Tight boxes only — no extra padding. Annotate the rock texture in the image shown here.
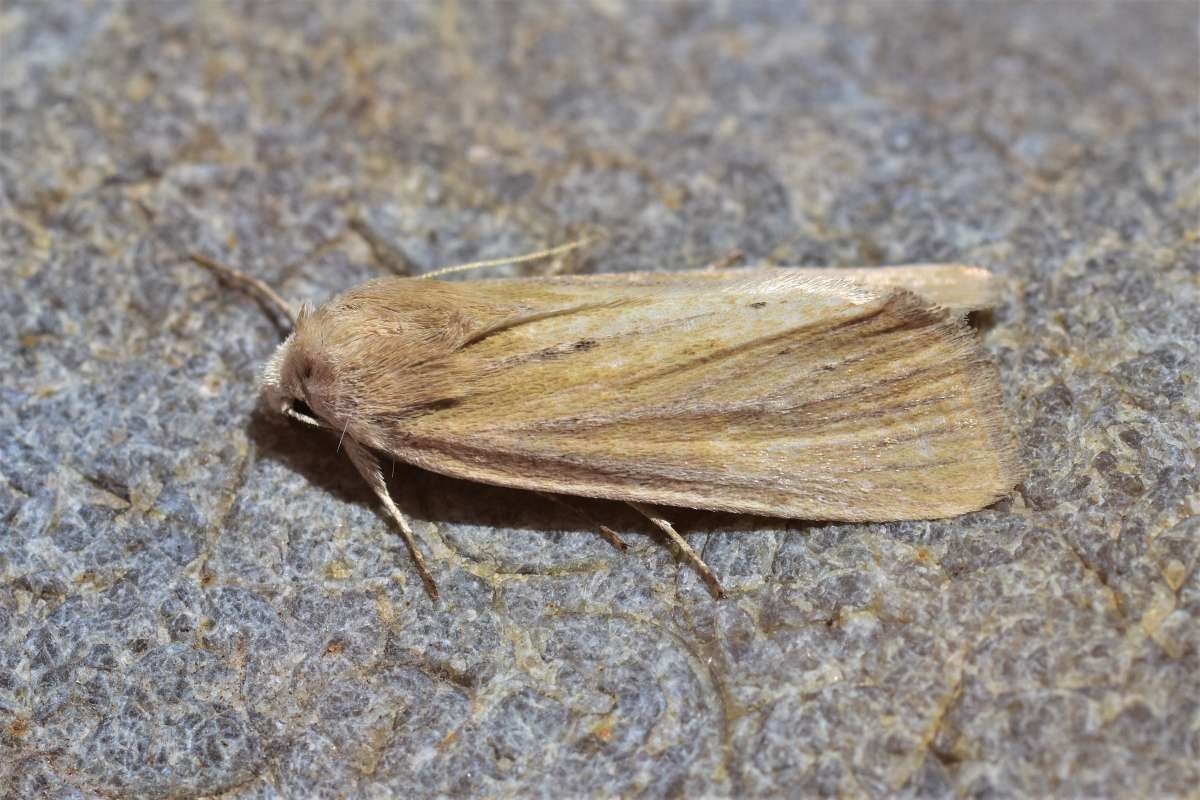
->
[2,1,1197,797]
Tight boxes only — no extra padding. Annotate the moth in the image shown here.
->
[193,250,1021,599]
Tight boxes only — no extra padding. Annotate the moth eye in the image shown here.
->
[292,398,317,419]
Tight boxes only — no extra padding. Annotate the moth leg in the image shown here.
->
[627,502,726,599]
[343,438,439,600]
[534,491,628,551]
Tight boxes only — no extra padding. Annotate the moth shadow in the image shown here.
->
[246,409,634,539]
[247,410,376,507]
[394,464,745,545]
[245,410,807,574]
[246,411,813,587]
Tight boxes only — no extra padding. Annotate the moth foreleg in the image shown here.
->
[627,502,725,599]
[343,438,439,600]
[533,491,628,551]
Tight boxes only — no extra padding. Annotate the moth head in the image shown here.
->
[259,332,326,429]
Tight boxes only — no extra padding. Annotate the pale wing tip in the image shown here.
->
[767,263,1002,312]
[926,263,1002,312]
[863,263,1002,312]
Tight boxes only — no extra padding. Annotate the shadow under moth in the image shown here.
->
[193,249,1021,599]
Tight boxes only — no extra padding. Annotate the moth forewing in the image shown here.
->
[289,273,1019,521]
[234,260,1020,598]
[490,263,1000,315]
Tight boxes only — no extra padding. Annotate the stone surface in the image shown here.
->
[2,1,1197,797]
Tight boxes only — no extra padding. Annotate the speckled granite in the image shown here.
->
[2,1,1197,797]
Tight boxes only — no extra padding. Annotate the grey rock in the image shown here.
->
[2,0,1197,797]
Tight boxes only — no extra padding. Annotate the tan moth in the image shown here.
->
[193,250,1021,598]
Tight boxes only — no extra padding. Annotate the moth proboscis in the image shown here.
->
[191,248,1021,600]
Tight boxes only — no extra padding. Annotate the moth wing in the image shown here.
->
[484,263,999,312]
[369,274,1020,521]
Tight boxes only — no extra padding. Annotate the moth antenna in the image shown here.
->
[348,216,419,275]
[534,491,628,551]
[701,248,746,272]
[420,237,592,280]
[189,253,298,331]
[627,502,725,598]
[343,438,440,600]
